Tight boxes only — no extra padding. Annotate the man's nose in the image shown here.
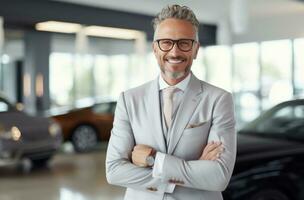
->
[168,43,182,56]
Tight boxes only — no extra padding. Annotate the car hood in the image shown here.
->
[237,133,304,157]
[0,111,51,140]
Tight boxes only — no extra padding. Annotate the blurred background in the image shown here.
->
[1,0,304,200]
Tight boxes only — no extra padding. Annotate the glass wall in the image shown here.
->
[0,30,24,103]
[201,39,300,128]
[49,52,74,107]
[49,33,143,109]
[108,55,129,99]
[232,43,260,126]
[94,55,110,99]
[146,52,160,81]
[48,31,304,128]
[204,46,232,92]
[191,47,206,81]
[260,40,293,110]
[294,38,304,97]
[74,54,94,101]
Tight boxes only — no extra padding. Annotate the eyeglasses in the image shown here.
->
[155,39,196,52]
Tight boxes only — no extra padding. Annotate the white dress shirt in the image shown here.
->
[152,72,191,193]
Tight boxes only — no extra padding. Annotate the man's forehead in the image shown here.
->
[154,19,196,39]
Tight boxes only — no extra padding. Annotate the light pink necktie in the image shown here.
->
[163,87,176,129]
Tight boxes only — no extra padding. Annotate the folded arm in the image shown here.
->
[161,92,236,191]
[132,92,236,192]
[106,93,169,193]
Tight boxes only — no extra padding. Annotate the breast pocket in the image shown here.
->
[175,121,211,160]
[184,120,210,134]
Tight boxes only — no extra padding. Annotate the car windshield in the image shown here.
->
[93,102,116,114]
[0,98,15,112]
[240,101,304,141]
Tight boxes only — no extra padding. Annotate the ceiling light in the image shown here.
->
[35,21,82,33]
[35,21,145,40]
[85,26,144,40]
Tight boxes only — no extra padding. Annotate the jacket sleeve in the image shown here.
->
[106,92,169,194]
[159,92,237,191]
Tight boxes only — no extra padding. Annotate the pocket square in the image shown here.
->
[186,121,207,129]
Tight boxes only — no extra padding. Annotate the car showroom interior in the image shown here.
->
[1,0,304,200]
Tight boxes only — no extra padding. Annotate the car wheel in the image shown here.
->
[32,157,50,168]
[249,189,290,200]
[71,125,98,152]
[19,158,32,173]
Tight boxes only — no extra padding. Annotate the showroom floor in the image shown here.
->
[0,144,125,200]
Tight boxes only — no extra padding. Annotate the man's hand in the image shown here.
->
[199,141,224,161]
[132,144,156,167]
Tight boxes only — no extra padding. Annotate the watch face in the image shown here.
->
[146,156,155,166]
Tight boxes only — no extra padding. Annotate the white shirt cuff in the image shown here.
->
[152,152,175,193]
[152,152,165,178]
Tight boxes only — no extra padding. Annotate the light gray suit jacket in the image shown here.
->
[106,73,237,200]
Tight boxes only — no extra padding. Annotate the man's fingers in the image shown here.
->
[204,148,220,160]
[132,151,147,166]
[200,143,225,160]
[134,144,150,150]
[132,144,156,167]
[208,149,222,160]
[204,141,222,154]
[134,144,153,155]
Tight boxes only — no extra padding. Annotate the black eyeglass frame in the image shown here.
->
[155,39,196,52]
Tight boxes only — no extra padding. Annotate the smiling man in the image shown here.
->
[153,18,198,83]
[106,4,236,200]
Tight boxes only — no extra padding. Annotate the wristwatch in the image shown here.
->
[146,155,155,167]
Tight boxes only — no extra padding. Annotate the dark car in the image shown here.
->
[0,96,62,169]
[223,99,304,200]
[52,101,116,152]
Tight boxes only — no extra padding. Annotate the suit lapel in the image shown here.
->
[147,78,167,153]
[167,74,203,154]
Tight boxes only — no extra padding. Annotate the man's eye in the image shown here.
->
[179,41,191,46]
[180,42,189,46]
[161,41,172,45]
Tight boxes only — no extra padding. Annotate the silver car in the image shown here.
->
[0,96,62,169]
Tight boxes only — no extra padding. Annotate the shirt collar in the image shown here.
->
[159,72,191,92]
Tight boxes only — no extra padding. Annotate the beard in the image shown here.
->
[160,64,191,80]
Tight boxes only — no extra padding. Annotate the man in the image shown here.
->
[106,4,236,200]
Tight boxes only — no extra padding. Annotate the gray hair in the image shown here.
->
[152,4,199,41]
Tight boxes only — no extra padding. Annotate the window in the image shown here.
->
[260,40,293,109]
[94,55,111,98]
[204,46,232,92]
[74,54,94,100]
[93,102,116,114]
[233,43,260,125]
[246,103,304,140]
[146,52,160,81]
[49,52,74,107]
[191,47,206,81]
[294,38,304,97]
[108,55,129,99]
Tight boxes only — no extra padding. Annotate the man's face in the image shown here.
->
[153,18,199,81]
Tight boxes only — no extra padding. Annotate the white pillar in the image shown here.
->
[230,0,249,34]
[134,32,147,85]
[0,16,4,56]
[217,20,232,45]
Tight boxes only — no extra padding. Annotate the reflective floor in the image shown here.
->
[0,144,125,200]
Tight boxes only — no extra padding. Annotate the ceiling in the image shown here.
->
[55,0,304,24]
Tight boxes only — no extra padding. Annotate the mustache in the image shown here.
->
[165,56,186,60]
